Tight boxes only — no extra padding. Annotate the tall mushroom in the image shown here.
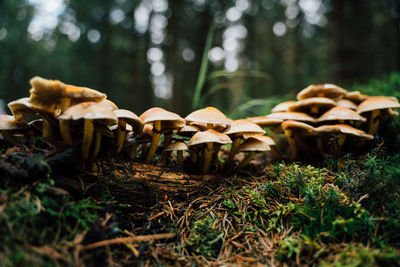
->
[113,109,143,153]
[139,107,185,163]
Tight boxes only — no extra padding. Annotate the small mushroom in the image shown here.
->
[139,107,185,163]
[177,124,203,138]
[58,102,118,162]
[297,84,347,101]
[336,99,357,110]
[288,97,336,116]
[317,106,366,124]
[188,129,232,173]
[271,101,297,113]
[185,106,230,131]
[242,133,281,160]
[344,91,368,104]
[281,120,316,161]
[236,138,270,168]
[0,115,29,145]
[162,141,190,166]
[113,109,143,153]
[357,96,400,135]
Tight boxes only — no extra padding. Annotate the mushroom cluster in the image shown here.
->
[248,84,400,160]
[1,77,276,173]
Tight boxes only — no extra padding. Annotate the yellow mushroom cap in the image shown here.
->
[185,106,230,128]
[58,102,118,125]
[29,76,106,110]
[140,107,185,131]
[114,109,144,133]
[224,119,266,136]
[242,133,276,146]
[266,112,316,123]
[356,96,400,114]
[336,99,357,110]
[246,116,283,127]
[318,106,366,122]
[281,120,316,133]
[297,84,347,100]
[164,141,189,152]
[271,101,297,113]
[344,91,368,104]
[8,97,59,120]
[177,124,202,137]
[237,138,270,153]
[0,115,29,130]
[188,129,232,146]
[288,97,336,113]
[99,99,118,110]
[316,124,373,140]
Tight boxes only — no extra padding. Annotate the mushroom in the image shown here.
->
[281,120,316,161]
[99,99,119,111]
[317,106,367,124]
[336,99,357,110]
[246,116,284,128]
[315,124,373,157]
[162,141,190,167]
[271,101,297,113]
[188,129,232,173]
[236,138,270,168]
[242,133,281,160]
[58,102,118,162]
[185,106,230,131]
[224,119,265,164]
[0,115,29,145]
[288,97,336,116]
[297,84,347,101]
[7,97,59,141]
[265,112,316,123]
[344,91,368,104]
[177,124,203,138]
[356,96,400,135]
[113,109,143,153]
[139,107,185,163]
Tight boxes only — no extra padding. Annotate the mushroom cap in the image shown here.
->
[58,102,118,125]
[266,112,316,123]
[164,141,189,152]
[237,138,270,153]
[114,109,144,133]
[185,106,230,128]
[177,124,202,137]
[288,97,336,113]
[188,129,232,146]
[29,76,106,110]
[297,84,347,100]
[99,99,118,110]
[246,116,283,127]
[8,97,59,120]
[224,119,266,136]
[316,124,373,140]
[271,101,297,113]
[242,133,276,146]
[281,120,316,133]
[336,99,357,110]
[357,96,400,114]
[140,107,185,131]
[344,91,368,104]
[318,106,366,122]
[0,115,29,130]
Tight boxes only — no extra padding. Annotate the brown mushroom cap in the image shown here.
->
[164,141,189,152]
[266,112,316,123]
[114,109,144,133]
[344,91,368,104]
[281,120,316,133]
[140,107,185,131]
[297,84,347,100]
[8,97,59,120]
[357,96,400,114]
[58,102,118,125]
[224,119,266,136]
[237,138,270,153]
[0,115,29,130]
[242,133,276,146]
[177,124,202,137]
[316,124,373,139]
[336,99,357,110]
[271,101,297,113]
[318,106,366,123]
[288,97,336,113]
[29,76,106,110]
[185,106,230,128]
[188,129,232,146]
[246,116,284,127]
[99,99,118,110]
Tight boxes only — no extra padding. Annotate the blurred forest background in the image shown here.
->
[0,0,400,117]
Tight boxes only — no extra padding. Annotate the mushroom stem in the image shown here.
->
[129,143,138,160]
[59,120,73,145]
[159,132,173,164]
[145,121,161,163]
[310,106,319,115]
[206,123,213,129]
[177,151,183,166]
[82,119,94,162]
[92,131,102,160]
[238,151,256,168]
[227,137,242,163]
[335,134,346,156]
[116,120,126,153]
[60,97,71,113]
[368,110,380,135]
[41,116,53,141]
[284,129,297,161]
[202,142,213,173]
[1,130,18,145]
[141,143,149,159]
[212,143,222,171]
